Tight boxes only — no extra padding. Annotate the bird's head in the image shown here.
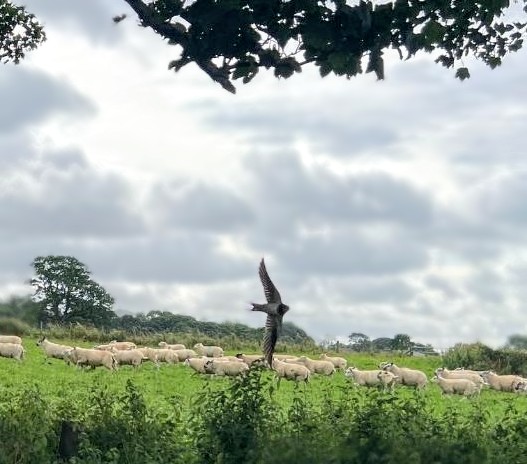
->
[280,304,290,314]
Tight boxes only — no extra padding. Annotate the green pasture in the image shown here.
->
[2,337,526,421]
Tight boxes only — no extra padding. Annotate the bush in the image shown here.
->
[0,317,31,336]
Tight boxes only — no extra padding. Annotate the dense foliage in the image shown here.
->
[122,0,527,92]
[0,0,44,64]
[2,359,527,464]
[444,342,527,375]
[30,256,117,326]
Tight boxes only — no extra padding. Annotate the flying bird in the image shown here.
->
[251,258,289,366]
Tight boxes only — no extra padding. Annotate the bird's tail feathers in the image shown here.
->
[250,303,266,312]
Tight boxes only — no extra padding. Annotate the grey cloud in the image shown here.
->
[23,0,125,44]
[85,234,253,284]
[0,149,145,239]
[424,275,462,299]
[0,67,95,135]
[196,99,399,156]
[149,181,254,233]
[243,151,433,227]
[275,229,428,277]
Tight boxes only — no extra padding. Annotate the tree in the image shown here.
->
[392,333,412,351]
[5,2,527,93]
[29,256,116,326]
[371,336,394,352]
[506,334,527,350]
[348,332,372,352]
[1,1,45,64]
[119,0,527,93]
[0,295,40,325]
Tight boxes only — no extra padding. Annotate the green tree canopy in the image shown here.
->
[392,333,412,351]
[30,256,116,326]
[506,334,527,350]
[0,1,45,64]
[121,0,527,93]
[4,1,527,92]
[348,331,372,351]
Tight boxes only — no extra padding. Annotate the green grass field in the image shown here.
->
[2,337,526,418]
[3,338,527,462]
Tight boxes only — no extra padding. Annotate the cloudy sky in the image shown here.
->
[3,1,527,350]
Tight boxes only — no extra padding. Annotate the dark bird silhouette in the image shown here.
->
[251,258,289,366]
[112,14,127,23]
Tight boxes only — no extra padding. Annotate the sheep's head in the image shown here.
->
[36,335,46,346]
[381,362,394,370]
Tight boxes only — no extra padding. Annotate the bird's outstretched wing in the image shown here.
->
[259,258,282,303]
[263,314,281,366]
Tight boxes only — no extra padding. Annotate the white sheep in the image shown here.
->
[108,340,137,350]
[345,367,384,387]
[184,357,211,374]
[67,347,116,371]
[235,353,266,366]
[273,354,297,360]
[152,349,179,364]
[0,335,22,345]
[320,353,347,370]
[296,356,335,375]
[432,374,479,396]
[381,362,427,389]
[214,355,245,363]
[158,342,186,350]
[172,349,198,361]
[272,358,310,384]
[110,348,146,368]
[93,344,114,351]
[193,343,224,357]
[36,336,73,362]
[0,342,25,361]
[203,359,249,376]
[435,367,485,390]
[480,371,524,392]
[377,370,399,390]
[136,347,159,364]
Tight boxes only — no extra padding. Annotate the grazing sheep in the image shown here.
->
[236,353,266,366]
[0,335,22,345]
[194,343,224,357]
[36,336,73,362]
[136,347,159,364]
[110,348,146,368]
[93,344,114,351]
[296,356,335,375]
[152,349,179,364]
[272,358,310,384]
[109,340,137,351]
[432,374,479,396]
[377,370,399,390]
[481,371,524,392]
[203,359,249,377]
[215,355,245,363]
[435,367,485,390]
[158,342,186,350]
[320,353,347,370]
[273,354,296,360]
[184,357,211,374]
[0,342,24,361]
[172,349,198,361]
[381,362,427,389]
[67,347,116,371]
[345,367,384,387]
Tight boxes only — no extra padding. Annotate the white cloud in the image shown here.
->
[3,2,527,350]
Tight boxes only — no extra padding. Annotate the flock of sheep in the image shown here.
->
[346,362,527,396]
[1,334,527,397]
